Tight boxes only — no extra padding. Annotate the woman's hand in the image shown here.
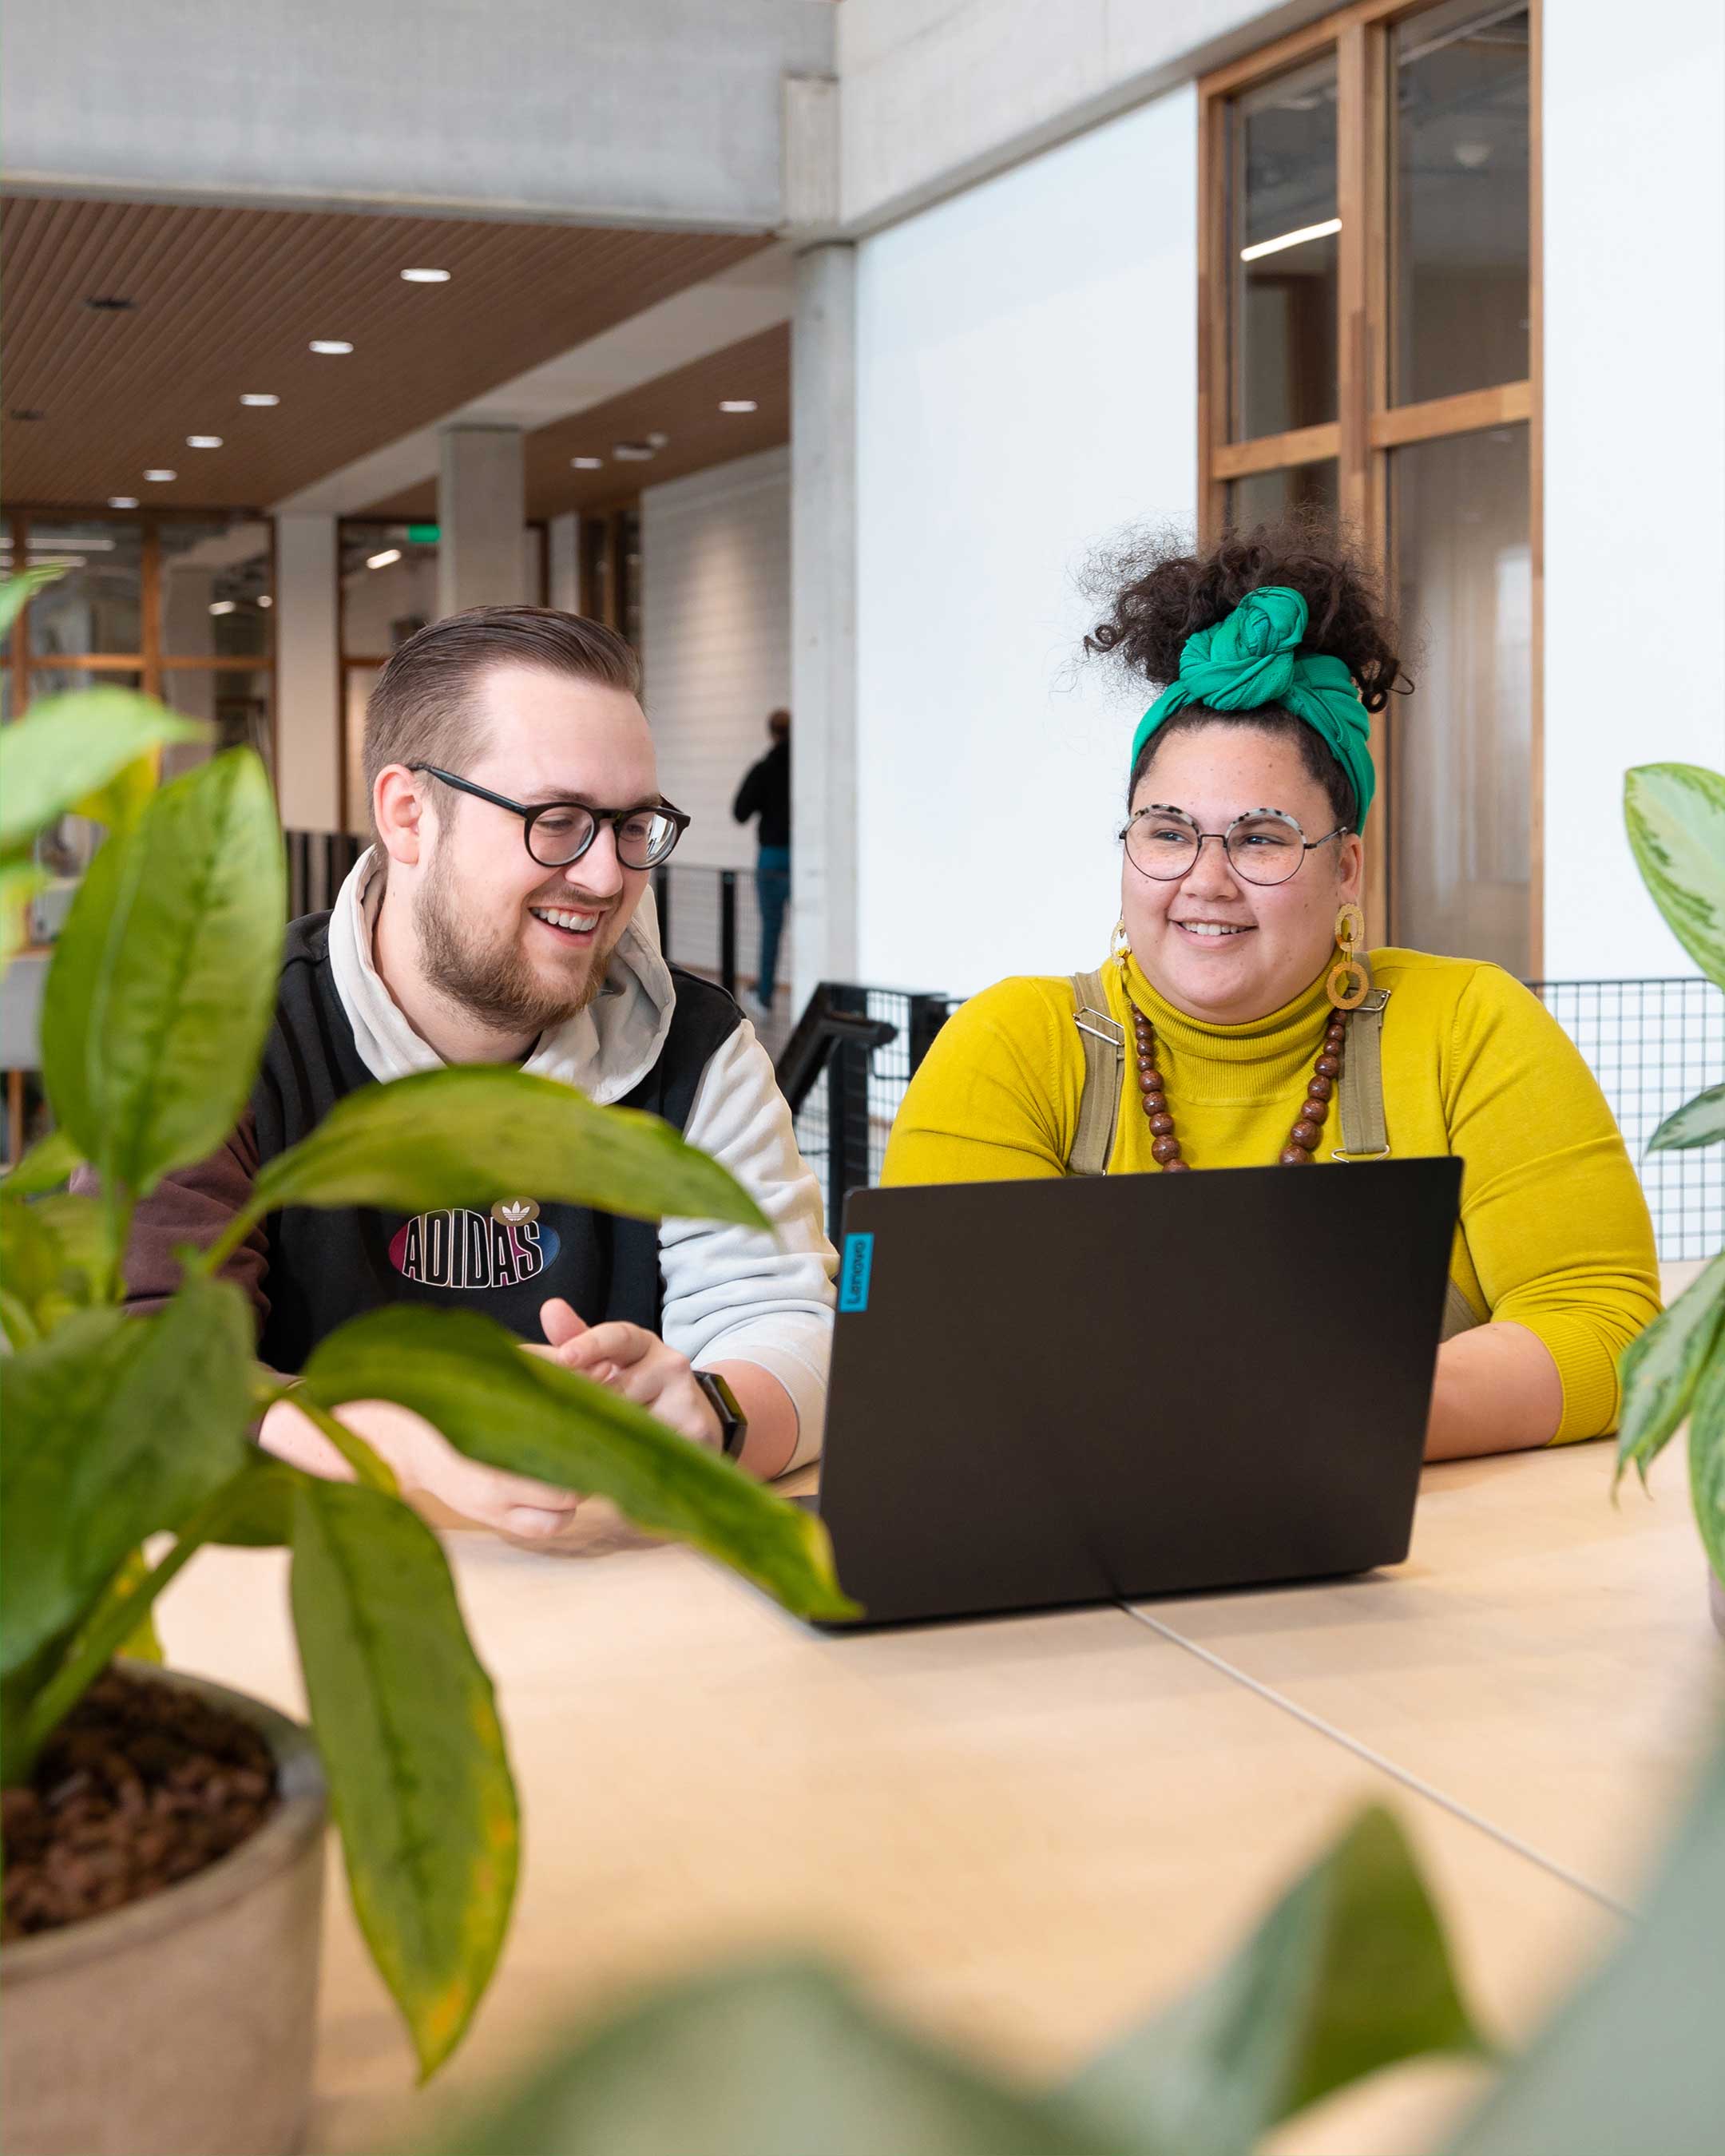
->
[533,1297,723,1450]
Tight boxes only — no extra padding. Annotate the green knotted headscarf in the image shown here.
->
[1128,585,1375,829]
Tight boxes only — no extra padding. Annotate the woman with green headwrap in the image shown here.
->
[883,522,1659,1460]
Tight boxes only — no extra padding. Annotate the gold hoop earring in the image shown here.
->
[1326,902,1370,1011]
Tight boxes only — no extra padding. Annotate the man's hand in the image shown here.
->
[533,1297,723,1450]
[258,1394,585,1542]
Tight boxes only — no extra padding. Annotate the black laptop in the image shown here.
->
[803,1157,1462,1627]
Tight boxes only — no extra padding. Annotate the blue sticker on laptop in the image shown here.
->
[839,1232,874,1312]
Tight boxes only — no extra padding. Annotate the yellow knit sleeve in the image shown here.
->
[1442,965,1661,1443]
[882,978,1080,1187]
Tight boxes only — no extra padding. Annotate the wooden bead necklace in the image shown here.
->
[1130,1004,1346,1171]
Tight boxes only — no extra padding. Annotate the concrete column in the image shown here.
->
[437,426,528,619]
[548,511,581,612]
[789,242,858,1006]
[272,513,340,834]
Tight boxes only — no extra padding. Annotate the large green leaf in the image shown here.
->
[1624,764,1725,990]
[426,1960,1125,2156]
[290,1476,518,2079]
[1650,1081,1725,1154]
[1065,1805,1486,2156]
[0,858,46,968]
[2,1124,84,1195]
[1687,1342,1725,1587]
[0,687,204,853]
[1441,1724,1725,2156]
[39,748,284,1196]
[296,1305,854,1622]
[1615,1254,1725,1486]
[0,1276,254,1690]
[212,1065,766,1264]
[0,1191,105,1342]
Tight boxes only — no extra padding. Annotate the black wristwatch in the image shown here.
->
[693,1369,748,1460]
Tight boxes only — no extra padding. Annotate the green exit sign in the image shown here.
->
[406,523,440,545]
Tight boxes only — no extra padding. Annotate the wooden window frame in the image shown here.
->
[2,505,277,718]
[1198,0,1542,969]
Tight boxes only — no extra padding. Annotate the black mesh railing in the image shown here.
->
[1532,979,1724,1263]
[653,862,792,1005]
[783,976,1723,1264]
[286,830,364,919]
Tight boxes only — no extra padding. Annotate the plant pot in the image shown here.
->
[1,1666,327,2156]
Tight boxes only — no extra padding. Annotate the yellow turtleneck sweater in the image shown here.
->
[881,949,1660,1444]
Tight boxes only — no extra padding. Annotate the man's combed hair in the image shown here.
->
[361,604,640,861]
[1084,511,1408,823]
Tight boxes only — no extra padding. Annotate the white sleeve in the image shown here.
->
[659,1019,837,1472]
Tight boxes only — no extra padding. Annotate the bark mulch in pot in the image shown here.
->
[2,1669,280,1941]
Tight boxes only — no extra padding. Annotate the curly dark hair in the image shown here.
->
[1085,512,1407,825]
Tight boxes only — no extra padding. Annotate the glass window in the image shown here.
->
[340,525,437,658]
[343,664,386,836]
[11,521,144,657]
[22,668,143,886]
[1390,425,1531,975]
[163,668,272,781]
[1225,460,1340,529]
[1391,2,1530,405]
[160,519,272,660]
[1228,54,1339,439]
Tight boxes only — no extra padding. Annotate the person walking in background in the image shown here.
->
[732,707,791,1014]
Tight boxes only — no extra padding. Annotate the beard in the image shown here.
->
[413,847,614,1040]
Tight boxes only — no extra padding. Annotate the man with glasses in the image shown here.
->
[110,606,835,1540]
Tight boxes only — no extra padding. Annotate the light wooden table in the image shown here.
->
[156,1411,1720,2156]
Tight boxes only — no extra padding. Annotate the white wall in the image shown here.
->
[839,0,1324,230]
[640,447,791,872]
[854,89,1199,995]
[1543,0,1725,979]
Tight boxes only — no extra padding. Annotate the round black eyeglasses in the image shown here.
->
[1121,805,1350,888]
[411,767,691,870]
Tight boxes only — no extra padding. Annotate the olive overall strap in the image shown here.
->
[1338,985,1482,1341]
[1068,969,1124,1178]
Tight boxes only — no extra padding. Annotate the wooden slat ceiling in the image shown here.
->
[362,320,791,522]
[0,194,767,510]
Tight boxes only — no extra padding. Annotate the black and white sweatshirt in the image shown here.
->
[100,850,837,1469]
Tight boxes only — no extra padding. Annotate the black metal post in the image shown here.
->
[907,993,951,1076]
[653,865,671,960]
[825,985,872,1243]
[719,870,738,1000]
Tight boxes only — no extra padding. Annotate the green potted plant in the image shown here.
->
[1615,763,1725,1635]
[0,577,851,2156]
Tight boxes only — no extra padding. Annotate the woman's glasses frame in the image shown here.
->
[1120,803,1351,888]
[410,765,692,870]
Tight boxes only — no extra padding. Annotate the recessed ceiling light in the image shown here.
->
[109,496,140,509]
[401,268,451,283]
[10,408,46,422]
[187,434,224,449]
[257,594,273,608]
[645,431,670,450]
[310,339,354,355]
[570,456,605,470]
[240,392,280,406]
[367,548,402,570]
[143,469,176,482]
[209,600,239,616]
[85,295,137,313]
[613,442,655,462]
[718,399,758,414]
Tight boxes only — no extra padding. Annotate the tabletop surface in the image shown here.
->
[158,1415,1723,2156]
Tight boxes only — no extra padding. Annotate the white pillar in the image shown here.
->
[437,426,528,618]
[790,243,858,1006]
[272,513,339,834]
[548,511,581,612]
